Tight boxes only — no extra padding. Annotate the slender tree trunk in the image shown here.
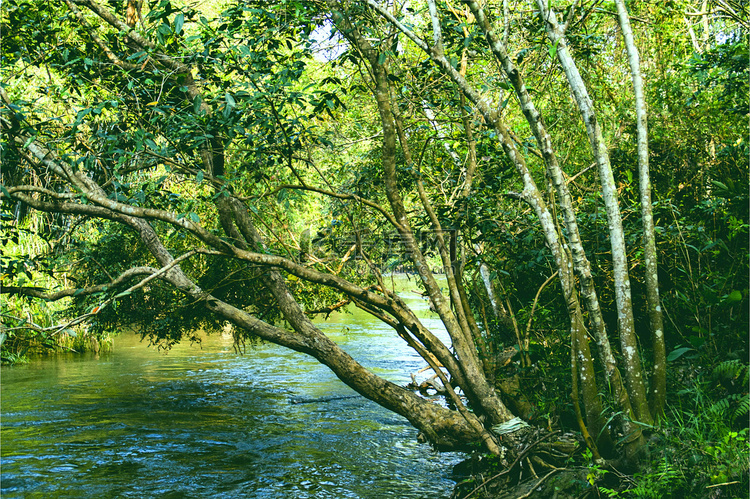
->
[614,0,666,420]
[459,0,642,455]
[461,0,625,402]
[330,4,514,427]
[536,1,653,427]
[570,287,615,456]
[361,2,645,456]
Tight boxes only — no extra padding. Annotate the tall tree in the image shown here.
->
[613,0,666,420]
[3,0,743,468]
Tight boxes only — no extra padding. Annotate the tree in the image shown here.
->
[1,0,745,468]
[2,0,511,453]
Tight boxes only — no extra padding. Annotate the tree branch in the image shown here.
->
[271,184,401,229]
[63,0,140,70]
[1,266,157,301]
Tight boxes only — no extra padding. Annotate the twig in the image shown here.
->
[567,161,597,183]
[516,467,562,499]
[706,481,740,488]
[524,270,558,355]
[269,184,400,229]
[462,431,561,499]
[304,298,351,318]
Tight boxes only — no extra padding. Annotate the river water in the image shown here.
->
[1,281,463,498]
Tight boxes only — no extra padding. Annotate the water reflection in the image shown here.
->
[1,283,461,498]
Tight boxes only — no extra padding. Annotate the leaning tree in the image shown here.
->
[5,0,719,465]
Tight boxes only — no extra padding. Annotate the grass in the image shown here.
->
[1,225,114,364]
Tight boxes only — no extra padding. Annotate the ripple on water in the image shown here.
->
[1,282,462,498]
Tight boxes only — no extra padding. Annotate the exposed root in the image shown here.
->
[455,430,564,499]
[451,427,593,499]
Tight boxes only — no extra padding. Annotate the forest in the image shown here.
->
[1,0,748,496]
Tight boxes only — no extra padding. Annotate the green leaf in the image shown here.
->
[377,52,386,65]
[725,290,743,303]
[188,212,200,223]
[225,92,236,109]
[174,13,184,34]
[499,96,511,110]
[549,39,560,60]
[196,170,204,183]
[73,108,91,127]
[711,180,728,191]
[667,346,694,362]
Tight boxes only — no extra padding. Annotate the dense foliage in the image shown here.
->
[2,0,747,495]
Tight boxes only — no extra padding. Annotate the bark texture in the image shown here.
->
[614,0,666,420]
[536,1,653,430]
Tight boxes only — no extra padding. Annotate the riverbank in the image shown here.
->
[1,325,113,365]
[447,361,750,499]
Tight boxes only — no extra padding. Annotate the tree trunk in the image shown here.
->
[537,1,653,428]
[614,0,666,420]
[330,4,515,428]
[462,0,612,362]
[360,1,646,459]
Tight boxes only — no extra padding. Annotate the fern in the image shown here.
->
[622,458,685,498]
[711,397,731,415]
[735,395,750,420]
[713,359,748,382]
[712,360,750,423]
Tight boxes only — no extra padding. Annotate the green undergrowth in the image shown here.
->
[451,358,749,499]
[595,360,749,498]
[1,298,114,365]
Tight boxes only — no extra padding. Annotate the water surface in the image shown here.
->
[1,282,462,498]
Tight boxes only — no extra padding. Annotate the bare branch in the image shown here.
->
[4,190,129,223]
[272,184,401,229]
[3,186,77,200]
[2,266,159,301]
[426,0,445,55]
[63,0,139,70]
[561,0,581,34]
[363,0,430,53]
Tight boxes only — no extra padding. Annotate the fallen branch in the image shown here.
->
[706,481,740,488]
[516,467,562,499]
[461,430,561,499]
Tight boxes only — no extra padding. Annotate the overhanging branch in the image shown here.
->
[2,266,160,301]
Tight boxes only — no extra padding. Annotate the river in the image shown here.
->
[1,279,463,498]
